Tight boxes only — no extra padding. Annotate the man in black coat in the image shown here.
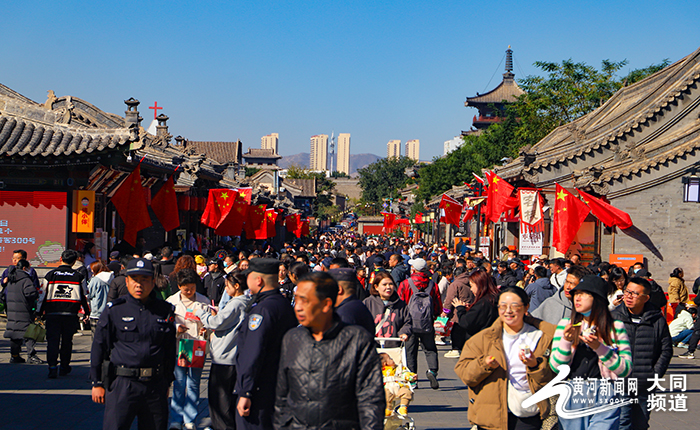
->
[329,268,375,334]
[612,277,672,430]
[107,255,132,302]
[274,272,384,429]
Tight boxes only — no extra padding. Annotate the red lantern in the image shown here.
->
[178,195,190,211]
[199,197,207,212]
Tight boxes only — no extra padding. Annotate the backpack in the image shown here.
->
[407,278,434,333]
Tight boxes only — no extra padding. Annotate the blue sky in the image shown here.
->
[2,1,698,161]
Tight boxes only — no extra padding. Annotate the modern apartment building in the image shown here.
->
[387,140,401,158]
[261,133,279,154]
[336,133,351,175]
[310,134,328,171]
[405,139,420,161]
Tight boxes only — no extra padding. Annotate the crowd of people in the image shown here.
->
[1,229,698,430]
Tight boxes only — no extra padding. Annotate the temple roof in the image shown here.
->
[495,45,700,191]
[0,84,135,157]
[465,75,525,106]
[243,147,282,160]
[186,140,242,164]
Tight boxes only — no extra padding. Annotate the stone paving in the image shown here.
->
[1,319,699,429]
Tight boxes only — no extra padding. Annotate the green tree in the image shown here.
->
[330,171,350,178]
[357,156,416,205]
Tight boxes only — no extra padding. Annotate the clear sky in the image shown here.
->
[2,1,698,161]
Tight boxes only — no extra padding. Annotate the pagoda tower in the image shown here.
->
[464,47,525,133]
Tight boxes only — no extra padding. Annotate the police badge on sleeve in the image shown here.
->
[248,314,263,331]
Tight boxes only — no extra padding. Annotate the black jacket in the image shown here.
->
[495,270,518,288]
[2,267,38,340]
[612,302,673,389]
[157,257,176,278]
[455,296,498,337]
[40,264,89,316]
[390,262,410,286]
[336,296,375,335]
[107,274,128,303]
[204,271,225,304]
[274,318,384,429]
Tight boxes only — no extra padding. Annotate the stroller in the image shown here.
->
[376,337,416,430]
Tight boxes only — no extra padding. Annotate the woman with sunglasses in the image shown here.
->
[455,286,556,429]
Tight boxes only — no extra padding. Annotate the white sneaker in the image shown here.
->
[183,424,196,430]
[444,350,461,358]
[435,337,447,346]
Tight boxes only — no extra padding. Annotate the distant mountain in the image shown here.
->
[350,153,382,174]
[279,153,310,169]
[279,153,382,175]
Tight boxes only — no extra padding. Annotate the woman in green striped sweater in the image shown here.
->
[549,275,632,430]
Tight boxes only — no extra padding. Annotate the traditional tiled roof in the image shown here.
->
[495,45,700,190]
[243,147,282,159]
[284,178,316,198]
[0,85,135,157]
[465,75,525,106]
[186,140,242,164]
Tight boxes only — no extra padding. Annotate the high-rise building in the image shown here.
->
[387,140,401,158]
[261,133,279,154]
[336,133,351,175]
[444,136,463,155]
[310,134,328,171]
[405,139,420,161]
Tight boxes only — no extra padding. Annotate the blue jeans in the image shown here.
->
[619,391,650,430]
[170,365,203,425]
[673,329,693,344]
[558,381,621,430]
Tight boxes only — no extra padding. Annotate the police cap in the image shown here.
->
[328,268,357,283]
[247,257,280,275]
[125,258,154,277]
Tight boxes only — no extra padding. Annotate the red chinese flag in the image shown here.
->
[237,187,253,204]
[439,194,462,226]
[553,184,591,253]
[151,175,180,232]
[487,173,519,223]
[576,189,633,230]
[300,219,310,237]
[382,212,396,230]
[265,209,279,238]
[414,213,424,224]
[201,189,238,229]
[111,165,152,246]
[462,200,476,223]
[285,213,300,234]
[244,204,268,239]
[215,193,249,237]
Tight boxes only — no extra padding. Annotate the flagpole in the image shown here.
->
[475,181,482,254]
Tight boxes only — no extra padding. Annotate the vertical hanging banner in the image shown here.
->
[519,189,544,233]
[72,190,95,233]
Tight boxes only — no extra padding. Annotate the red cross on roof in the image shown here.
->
[149,101,163,120]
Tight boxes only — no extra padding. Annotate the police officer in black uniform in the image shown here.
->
[235,258,298,430]
[90,258,176,430]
